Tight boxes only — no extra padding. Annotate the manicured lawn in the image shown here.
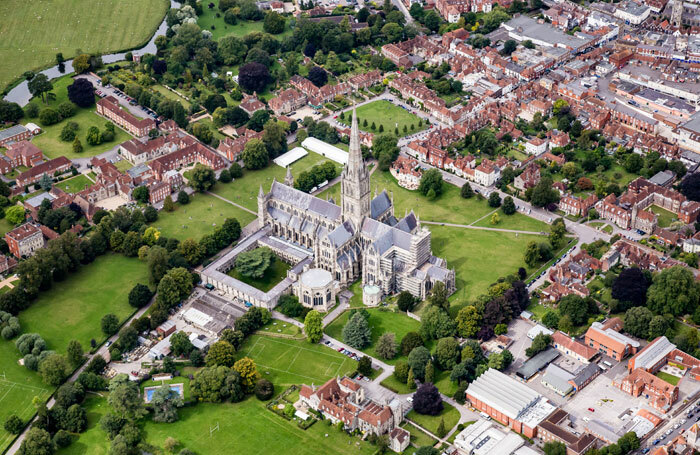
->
[150,192,256,241]
[212,151,339,212]
[429,225,543,312]
[197,0,292,40]
[0,217,17,237]
[4,166,28,180]
[238,335,357,386]
[324,309,425,365]
[380,374,414,394]
[150,84,191,109]
[473,209,548,232]
[0,0,168,91]
[406,402,460,437]
[258,319,301,337]
[347,280,366,308]
[647,205,677,228]
[656,371,681,386]
[432,368,459,397]
[0,341,53,453]
[18,254,149,353]
[114,159,133,172]
[55,174,93,193]
[354,100,427,136]
[26,76,131,159]
[58,392,110,455]
[227,254,291,292]
[400,422,437,448]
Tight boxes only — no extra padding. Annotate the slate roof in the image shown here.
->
[270,180,341,221]
[370,191,391,219]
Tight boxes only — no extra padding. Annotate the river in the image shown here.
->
[4,0,182,106]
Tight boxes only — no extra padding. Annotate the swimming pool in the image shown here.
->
[143,383,184,403]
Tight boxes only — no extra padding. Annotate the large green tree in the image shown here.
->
[342,312,372,349]
[304,310,323,343]
[189,164,216,192]
[647,266,700,316]
[235,247,274,279]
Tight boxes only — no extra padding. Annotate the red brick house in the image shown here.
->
[97,96,156,137]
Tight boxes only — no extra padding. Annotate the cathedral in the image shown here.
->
[256,110,455,300]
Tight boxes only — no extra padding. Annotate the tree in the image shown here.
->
[435,337,459,369]
[461,182,473,199]
[543,441,567,455]
[407,367,416,389]
[394,359,410,383]
[163,196,175,212]
[66,339,84,368]
[5,205,25,226]
[101,313,120,336]
[343,312,372,349]
[502,196,516,215]
[190,164,216,192]
[308,66,328,87]
[132,186,149,204]
[420,306,456,340]
[28,74,53,104]
[236,247,274,279]
[397,291,415,312]
[611,267,649,310]
[418,169,443,198]
[263,11,285,33]
[242,138,269,170]
[376,333,397,360]
[304,310,323,343]
[412,382,443,415]
[456,305,481,338]
[488,192,501,208]
[255,378,274,400]
[525,333,552,357]
[156,267,193,309]
[647,266,700,316]
[558,295,595,326]
[501,39,518,55]
[170,331,194,357]
[425,360,435,383]
[357,355,372,376]
[408,346,431,381]
[401,332,423,356]
[178,238,205,266]
[67,78,95,107]
[108,378,146,420]
[17,427,54,455]
[524,241,540,267]
[86,126,101,145]
[423,10,441,31]
[624,306,653,339]
[4,415,24,434]
[238,62,270,92]
[39,353,69,386]
[625,154,644,174]
[233,356,260,392]
[542,311,559,329]
[206,340,236,367]
[151,384,184,423]
[177,190,189,205]
[530,178,560,207]
[72,137,83,154]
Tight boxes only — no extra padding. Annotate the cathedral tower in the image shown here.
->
[341,109,371,227]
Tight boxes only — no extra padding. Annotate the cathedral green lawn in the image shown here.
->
[18,254,149,353]
[406,402,460,437]
[61,395,377,455]
[354,100,427,135]
[227,254,290,292]
[239,335,358,386]
[0,0,168,91]
[55,174,93,194]
[211,151,340,212]
[324,308,428,365]
[150,192,256,241]
[0,341,52,454]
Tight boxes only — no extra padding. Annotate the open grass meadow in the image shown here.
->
[0,0,169,92]
[238,335,357,386]
[25,76,131,159]
[0,340,53,453]
[150,192,256,241]
[62,395,377,455]
[197,0,292,40]
[18,254,149,353]
[55,174,93,193]
[324,308,427,365]
[212,151,340,212]
[354,100,427,135]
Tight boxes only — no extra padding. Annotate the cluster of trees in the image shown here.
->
[0,310,21,339]
[235,247,275,279]
[418,169,443,200]
[240,120,289,170]
[294,161,337,193]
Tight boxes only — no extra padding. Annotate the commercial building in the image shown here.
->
[584,318,640,361]
[453,419,539,455]
[537,410,599,455]
[552,331,598,364]
[516,348,560,381]
[465,368,556,438]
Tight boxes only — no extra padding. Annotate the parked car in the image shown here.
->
[588,408,595,412]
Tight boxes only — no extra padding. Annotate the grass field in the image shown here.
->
[150,84,191,109]
[473,208,548,232]
[656,371,681,386]
[113,159,133,173]
[0,341,53,453]
[227,254,290,292]
[647,205,677,228]
[0,218,17,238]
[380,374,414,394]
[354,100,426,136]
[18,254,149,353]
[26,76,131,159]
[197,0,292,40]
[324,309,426,365]
[399,422,437,448]
[406,402,460,437]
[55,174,93,193]
[239,335,357,386]
[258,319,301,337]
[151,192,256,241]
[212,151,340,212]
[62,394,377,454]
[0,0,169,92]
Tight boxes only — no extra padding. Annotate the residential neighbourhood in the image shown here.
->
[2,0,700,454]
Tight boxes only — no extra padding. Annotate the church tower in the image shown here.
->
[341,109,371,228]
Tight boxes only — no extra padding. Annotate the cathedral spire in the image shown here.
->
[284,166,294,186]
[348,108,363,175]
[340,108,371,227]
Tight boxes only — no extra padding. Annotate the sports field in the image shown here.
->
[354,100,427,135]
[0,0,169,91]
[239,335,357,386]
[55,174,93,193]
[151,192,256,241]
[18,254,149,353]
[0,340,52,453]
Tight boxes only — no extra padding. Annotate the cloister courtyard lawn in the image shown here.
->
[324,308,430,365]
[211,151,340,212]
[26,75,131,159]
[239,335,357,387]
[18,254,149,353]
[55,174,93,193]
[647,204,677,228]
[227,254,290,292]
[61,395,377,455]
[354,100,427,135]
[150,192,256,241]
[0,0,168,91]
[0,341,52,453]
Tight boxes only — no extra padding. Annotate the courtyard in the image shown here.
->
[226,253,291,293]
[55,174,93,194]
[354,100,427,135]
